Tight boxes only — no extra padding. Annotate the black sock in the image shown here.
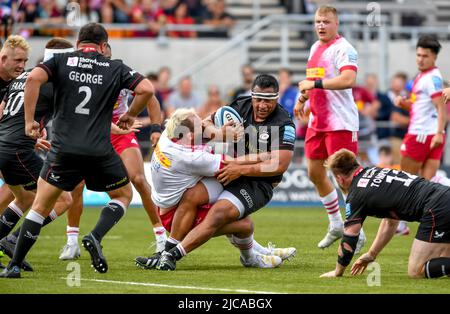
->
[91,202,125,242]
[164,240,177,252]
[168,246,184,261]
[10,218,43,268]
[0,206,22,240]
[8,212,55,244]
[425,257,450,278]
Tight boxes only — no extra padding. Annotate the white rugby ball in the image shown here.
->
[214,106,243,127]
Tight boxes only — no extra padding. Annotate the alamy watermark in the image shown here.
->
[66,261,81,287]
[366,262,381,287]
[366,2,382,27]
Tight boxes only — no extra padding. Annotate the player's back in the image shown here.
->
[150,132,220,209]
[348,167,449,222]
[38,49,142,156]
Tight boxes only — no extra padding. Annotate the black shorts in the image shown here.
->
[0,150,42,190]
[218,177,273,218]
[40,150,129,192]
[416,205,450,243]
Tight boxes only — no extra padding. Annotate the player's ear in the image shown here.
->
[99,42,108,54]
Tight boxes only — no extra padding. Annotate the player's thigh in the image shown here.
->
[218,178,273,219]
[304,128,328,160]
[198,177,223,204]
[40,152,84,192]
[1,151,41,191]
[400,156,422,175]
[83,151,130,193]
[120,146,145,181]
[421,158,440,180]
[325,130,358,157]
[408,239,446,278]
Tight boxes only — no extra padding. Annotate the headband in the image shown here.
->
[251,92,279,100]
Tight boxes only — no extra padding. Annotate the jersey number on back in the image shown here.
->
[75,86,91,115]
[3,92,24,116]
[386,170,417,187]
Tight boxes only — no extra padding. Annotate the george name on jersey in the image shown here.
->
[69,71,103,84]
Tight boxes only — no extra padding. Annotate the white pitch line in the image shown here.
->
[61,277,285,294]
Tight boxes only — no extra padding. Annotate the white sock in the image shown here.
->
[227,235,270,255]
[153,226,167,238]
[252,240,270,255]
[232,234,255,260]
[431,175,450,187]
[67,226,79,246]
[320,190,343,228]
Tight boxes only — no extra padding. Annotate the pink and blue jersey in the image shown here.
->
[408,67,443,135]
[306,36,359,132]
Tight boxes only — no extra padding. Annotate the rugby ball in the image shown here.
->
[214,106,243,127]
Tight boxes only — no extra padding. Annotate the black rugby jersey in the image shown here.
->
[345,167,450,226]
[38,48,144,156]
[0,70,53,153]
[213,96,296,183]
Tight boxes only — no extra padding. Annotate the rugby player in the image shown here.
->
[155,74,296,271]
[135,108,295,269]
[58,43,167,260]
[394,36,446,235]
[321,149,450,279]
[294,5,365,250]
[0,37,74,272]
[0,23,154,278]
[0,35,35,214]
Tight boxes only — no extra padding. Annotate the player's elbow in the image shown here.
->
[344,75,356,88]
[135,79,155,97]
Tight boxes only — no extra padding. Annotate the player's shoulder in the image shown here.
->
[429,67,443,79]
[271,104,294,126]
[334,37,357,53]
[229,95,252,113]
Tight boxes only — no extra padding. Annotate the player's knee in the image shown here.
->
[407,264,425,279]
[131,173,149,191]
[60,192,73,210]
[308,168,326,185]
[180,188,203,207]
[240,217,254,234]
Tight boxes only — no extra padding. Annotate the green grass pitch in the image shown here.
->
[1,206,449,294]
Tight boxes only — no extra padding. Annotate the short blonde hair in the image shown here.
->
[165,108,196,139]
[1,35,31,54]
[316,5,338,19]
[325,149,360,176]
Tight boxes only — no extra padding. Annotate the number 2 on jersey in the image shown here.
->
[75,86,91,115]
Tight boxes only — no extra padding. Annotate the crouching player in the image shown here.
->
[321,149,450,279]
[135,108,295,269]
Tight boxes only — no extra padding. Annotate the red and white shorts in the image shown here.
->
[305,128,358,160]
[401,133,445,162]
[159,204,212,232]
[110,132,140,155]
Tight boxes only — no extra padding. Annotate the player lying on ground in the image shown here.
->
[154,74,296,271]
[0,23,155,279]
[320,149,450,279]
[58,43,167,261]
[0,37,74,271]
[134,108,295,269]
